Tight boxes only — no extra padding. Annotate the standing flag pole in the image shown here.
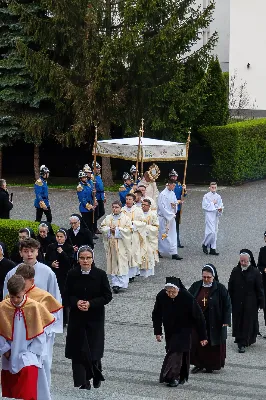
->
[92,125,98,224]
[140,118,145,178]
[136,121,142,183]
[180,130,191,222]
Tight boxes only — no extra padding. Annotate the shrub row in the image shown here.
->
[0,219,59,253]
[199,119,266,184]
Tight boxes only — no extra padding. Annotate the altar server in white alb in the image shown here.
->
[100,201,132,294]
[158,180,182,260]
[3,238,62,311]
[140,199,159,277]
[121,193,147,280]
[202,182,224,256]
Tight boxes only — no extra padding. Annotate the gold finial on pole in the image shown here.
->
[140,118,144,178]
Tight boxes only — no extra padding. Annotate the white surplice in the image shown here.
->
[0,306,52,400]
[158,188,178,256]
[202,191,224,249]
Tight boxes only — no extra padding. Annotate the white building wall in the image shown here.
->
[192,0,230,72]
[229,0,266,111]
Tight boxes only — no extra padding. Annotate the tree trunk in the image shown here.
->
[0,148,2,179]
[34,145,40,180]
[98,121,114,187]
[101,156,114,187]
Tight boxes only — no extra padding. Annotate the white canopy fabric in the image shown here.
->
[96,137,187,161]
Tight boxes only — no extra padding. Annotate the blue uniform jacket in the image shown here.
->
[95,175,105,201]
[119,184,133,206]
[77,181,93,213]
[34,177,50,208]
[174,183,187,212]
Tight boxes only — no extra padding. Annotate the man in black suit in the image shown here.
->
[0,179,13,219]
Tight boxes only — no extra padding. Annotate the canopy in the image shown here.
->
[96,137,187,161]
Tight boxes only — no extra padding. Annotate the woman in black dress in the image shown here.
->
[189,264,231,373]
[65,245,112,390]
[37,222,56,255]
[45,228,74,324]
[0,244,15,301]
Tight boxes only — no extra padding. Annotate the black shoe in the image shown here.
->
[79,382,91,390]
[172,254,183,260]
[202,244,208,254]
[238,346,245,353]
[158,252,163,258]
[179,378,186,385]
[112,286,120,294]
[93,235,99,240]
[191,366,203,374]
[167,379,179,387]
[93,379,101,388]
[204,369,214,373]
[209,248,219,256]
[129,277,135,283]
[178,245,184,248]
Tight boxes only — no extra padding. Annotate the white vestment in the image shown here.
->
[121,205,147,278]
[158,188,178,256]
[141,195,157,211]
[202,191,224,249]
[140,210,159,277]
[100,213,132,288]
[0,308,52,400]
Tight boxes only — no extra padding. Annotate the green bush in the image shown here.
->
[0,220,59,253]
[199,119,266,184]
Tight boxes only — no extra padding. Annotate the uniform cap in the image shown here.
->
[123,172,131,181]
[40,165,50,175]
[169,169,178,177]
[78,170,87,179]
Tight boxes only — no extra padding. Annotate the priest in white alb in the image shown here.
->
[121,193,147,280]
[140,199,159,277]
[202,182,224,256]
[100,201,132,294]
[158,180,183,260]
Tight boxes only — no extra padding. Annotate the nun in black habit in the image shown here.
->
[228,250,264,353]
[189,264,231,373]
[152,277,207,387]
[37,222,56,255]
[65,246,112,390]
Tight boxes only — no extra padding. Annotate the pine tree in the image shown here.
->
[198,56,229,127]
[0,0,56,177]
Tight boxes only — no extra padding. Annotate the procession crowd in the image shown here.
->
[0,162,265,398]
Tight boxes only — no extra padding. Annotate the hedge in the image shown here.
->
[199,119,266,184]
[0,220,59,253]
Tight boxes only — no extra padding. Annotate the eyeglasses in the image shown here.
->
[79,256,93,260]
[70,222,79,225]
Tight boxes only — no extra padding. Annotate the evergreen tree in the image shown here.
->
[198,56,229,127]
[0,0,56,177]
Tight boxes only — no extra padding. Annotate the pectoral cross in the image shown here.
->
[202,297,207,307]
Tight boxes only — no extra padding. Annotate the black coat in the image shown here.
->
[0,241,9,259]
[258,246,266,292]
[65,266,112,361]
[188,280,231,346]
[228,265,265,340]
[45,242,74,294]
[67,227,94,250]
[0,188,13,219]
[10,242,44,265]
[0,257,16,301]
[152,288,207,352]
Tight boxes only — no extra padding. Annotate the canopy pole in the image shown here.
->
[136,122,142,183]
[140,118,144,178]
[180,130,191,223]
[92,125,98,224]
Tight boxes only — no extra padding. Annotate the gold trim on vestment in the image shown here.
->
[0,297,55,341]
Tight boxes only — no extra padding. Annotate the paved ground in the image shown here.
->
[6,181,266,399]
